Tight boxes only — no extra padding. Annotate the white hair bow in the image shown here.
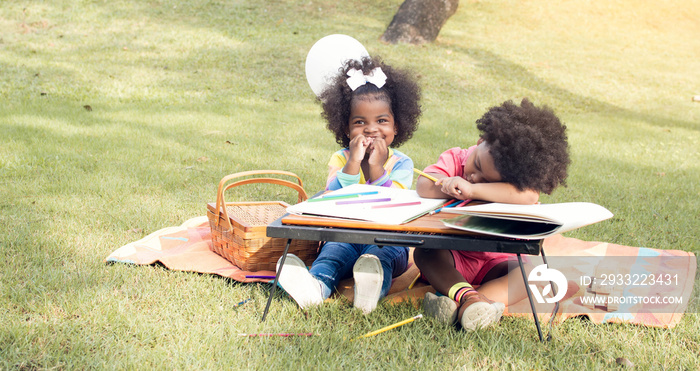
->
[346,67,387,91]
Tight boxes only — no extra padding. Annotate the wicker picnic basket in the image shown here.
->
[206,170,318,272]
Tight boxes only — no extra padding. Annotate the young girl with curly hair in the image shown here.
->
[277,56,422,313]
[415,98,571,330]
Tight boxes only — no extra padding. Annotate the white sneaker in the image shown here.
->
[423,292,504,328]
[423,292,459,324]
[458,291,505,331]
[276,254,323,309]
[353,254,383,314]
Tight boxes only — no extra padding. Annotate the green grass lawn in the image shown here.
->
[2,0,699,369]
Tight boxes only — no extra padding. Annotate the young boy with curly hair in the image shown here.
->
[414,98,570,330]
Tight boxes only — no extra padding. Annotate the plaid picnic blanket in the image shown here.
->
[107,216,696,328]
[106,216,417,295]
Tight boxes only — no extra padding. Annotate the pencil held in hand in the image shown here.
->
[413,168,438,183]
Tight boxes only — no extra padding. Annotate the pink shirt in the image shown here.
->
[423,146,476,178]
[422,145,517,282]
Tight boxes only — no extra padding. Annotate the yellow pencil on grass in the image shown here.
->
[353,314,423,340]
[407,272,421,290]
[413,168,438,183]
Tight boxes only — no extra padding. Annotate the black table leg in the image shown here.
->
[540,249,558,341]
[261,238,292,322]
[518,253,545,342]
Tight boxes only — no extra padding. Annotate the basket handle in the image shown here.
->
[214,170,310,231]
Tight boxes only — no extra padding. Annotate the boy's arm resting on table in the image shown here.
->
[468,182,539,205]
[416,173,451,198]
[416,173,539,205]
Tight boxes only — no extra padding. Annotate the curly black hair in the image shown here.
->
[318,56,421,148]
[476,98,570,194]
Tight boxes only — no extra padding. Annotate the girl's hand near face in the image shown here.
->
[367,137,389,183]
[367,137,388,167]
[343,134,371,176]
[347,134,370,163]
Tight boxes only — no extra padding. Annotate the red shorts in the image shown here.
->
[450,250,517,285]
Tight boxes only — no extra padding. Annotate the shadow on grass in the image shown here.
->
[428,45,698,133]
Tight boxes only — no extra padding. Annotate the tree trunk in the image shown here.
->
[381,0,459,44]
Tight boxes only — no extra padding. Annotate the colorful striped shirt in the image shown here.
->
[325,148,414,191]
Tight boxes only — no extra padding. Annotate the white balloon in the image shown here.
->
[305,34,370,97]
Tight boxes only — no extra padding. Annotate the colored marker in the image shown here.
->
[336,197,391,205]
[245,275,276,279]
[233,298,253,308]
[324,191,379,198]
[430,199,460,215]
[413,168,438,183]
[307,194,359,202]
[453,199,472,208]
[353,314,423,340]
[371,201,422,209]
[307,191,380,202]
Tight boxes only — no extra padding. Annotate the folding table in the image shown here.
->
[261,211,554,341]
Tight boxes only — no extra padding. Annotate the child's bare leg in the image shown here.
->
[478,262,580,307]
[477,262,528,305]
[413,248,464,295]
[414,249,519,302]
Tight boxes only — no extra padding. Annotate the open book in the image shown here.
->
[286,184,448,225]
[442,202,613,240]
